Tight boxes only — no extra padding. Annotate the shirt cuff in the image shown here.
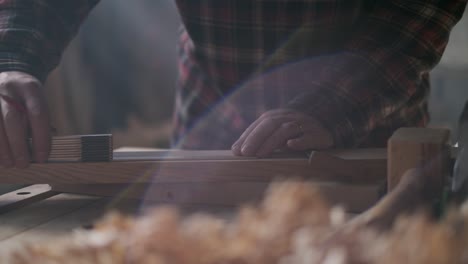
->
[0,52,48,83]
[286,52,397,147]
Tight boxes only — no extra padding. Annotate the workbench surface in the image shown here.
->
[0,184,236,256]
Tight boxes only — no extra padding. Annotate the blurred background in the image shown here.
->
[430,8,468,136]
[45,0,180,149]
[44,0,468,148]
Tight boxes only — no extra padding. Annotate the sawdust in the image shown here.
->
[5,182,468,264]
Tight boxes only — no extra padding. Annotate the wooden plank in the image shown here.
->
[112,148,386,161]
[0,185,58,214]
[387,127,450,199]
[0,149,386,185]
[52,181,381,213]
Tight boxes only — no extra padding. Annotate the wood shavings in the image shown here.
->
[5,181,468,264]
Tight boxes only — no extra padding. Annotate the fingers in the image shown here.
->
[232,110,295,155]
[255,122,302,157]
[287,128,333,150]
[238,118,279,156]
[0,109,13,167]
[1,92,30,168]
[233,113,291,156]
[0,71,51,167]
[231,117,265,155]
[232,109,334,157]
[22,84,51,163]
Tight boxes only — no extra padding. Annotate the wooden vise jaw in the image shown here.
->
[387,127,451,200]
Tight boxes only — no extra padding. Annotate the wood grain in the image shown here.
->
[0,149,386,185]
[112,148,386,161]
[52,181,382,213]
[387,127,450,199]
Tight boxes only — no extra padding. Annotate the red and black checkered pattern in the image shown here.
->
[0,0,466,149]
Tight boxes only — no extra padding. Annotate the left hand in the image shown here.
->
[231,109,333,157]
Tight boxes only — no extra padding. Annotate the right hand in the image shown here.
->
[0,71,51,168]
[231,108,334,157]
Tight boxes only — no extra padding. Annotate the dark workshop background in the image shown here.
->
[44,0,468,148]
[45,0,179,148]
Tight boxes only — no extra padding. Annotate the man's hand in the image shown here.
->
[0,71,51,168]
[231,109,333,157]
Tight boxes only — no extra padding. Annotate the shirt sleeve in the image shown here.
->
[0,0,100,83]
[287,0,467,147]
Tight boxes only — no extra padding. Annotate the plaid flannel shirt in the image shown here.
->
[0,1,466,149]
